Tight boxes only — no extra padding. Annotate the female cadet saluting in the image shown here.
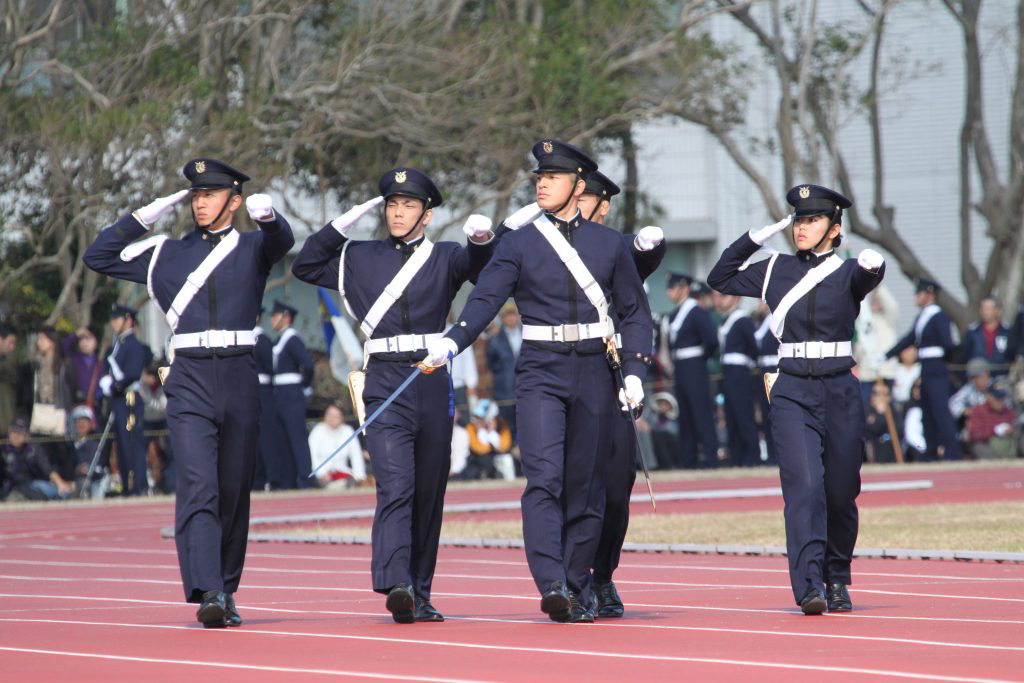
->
[708,185,885,615]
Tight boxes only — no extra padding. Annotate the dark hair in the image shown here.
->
[0,322,14,338]
[36,326,63,374]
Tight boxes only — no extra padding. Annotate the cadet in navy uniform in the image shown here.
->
[886,279,961,460]
[754,304,781,464]
[251,309,276,491]
[708,184,885,614]
[664,273,720,469]
[714,291,760,466]
[576,169,665,619]
[291,167,495,623]
[98,304,147,495]
[84,158,294,627]
[423,141,653,623]
[269,300,316,488]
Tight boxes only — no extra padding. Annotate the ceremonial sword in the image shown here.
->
[309,361,436,479]
[80,410,115,499]
[607,341,657,511]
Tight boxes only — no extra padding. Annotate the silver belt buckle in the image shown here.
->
[562,325,580,343]
[805,341,823,359]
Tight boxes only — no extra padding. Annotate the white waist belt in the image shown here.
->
[721,352,756,367]
[672,346,703,360]
[364,333,443,355]
[172,329,256,350]
[917,346,945,359]
[778,340,853,359]
[273,372,304,385]
[257,373,271,385]
[522,321,614,343]
[759,355,779,367]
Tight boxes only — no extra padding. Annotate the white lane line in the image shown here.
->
[4,574,1024,606]
[17,543,1023,583]
[0,619,1015,683]
[5,593,1024,628]
[0,646,492,683]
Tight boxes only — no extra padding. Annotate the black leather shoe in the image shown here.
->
[386,582,415,624]
[569,591,595,623]
[540,580,571,623]
[595,580,624,618]
[414,596,444,622]
[224,593,242,627]
[799,587,827,615]
[196,590,227,628]
[826,583,853,612]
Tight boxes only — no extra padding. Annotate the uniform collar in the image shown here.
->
[388,233,426,254]
[543,210,583,232]
[200,224,234,243]
[797,247,834,265]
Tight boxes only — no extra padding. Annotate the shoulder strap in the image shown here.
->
[532,215,610,331]
[360,238,434,338]
[272,328,297,370]
[337,240,357,320]
[768,254,844,338]
[669,298,697,342]
[165,230,240,331]
[762,252,780,303]
[719,309,748,343]
[915,304,940,343]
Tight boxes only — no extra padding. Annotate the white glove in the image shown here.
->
[503,202,542,230]
[99,375,113,397]
[331,196,384,236]
[748,213,794,246]
[245,193,275,222]
[618,375,644,411]
[134,189,190,228]
[462,214,494,241]
[422,337,458,368]
[858,248,885,272]
[634,225,664,252]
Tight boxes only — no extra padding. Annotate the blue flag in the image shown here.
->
[318,287,340,356]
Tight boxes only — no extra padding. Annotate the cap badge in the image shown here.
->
[195,160,206,174]
[798,186,810,199]
[395,170,407,183]
[542,141,554,154]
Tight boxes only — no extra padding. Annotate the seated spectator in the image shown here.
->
[891,347,921,410]
[963,298,1013,376]
[864,382,903,463]
[69,405,108,499]
[902,379,928,462]
[648,392,681,470]
[308,402,366,488]
[1,417,72,501]
[949,358,992,421]
[966,385,1018,460]
[450,407,470,477]
[460,399,512,480]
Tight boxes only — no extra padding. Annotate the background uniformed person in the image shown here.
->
[755,302,781,464]
[578,169,665,619]
[707,183,885,614]
[251,308,276,491]
[84,157,294,628]
[269,300,316,488]
[424,140,653,623]
[664,272,719,469]
[291,167,495,623]
[98,304,147,495]
[886,279,962,460]
[714,290,760,467]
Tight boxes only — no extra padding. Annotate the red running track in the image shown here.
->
[1,470,1022,683]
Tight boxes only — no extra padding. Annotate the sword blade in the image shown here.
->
[80,412,115,499]
[309,365,423,478]
[613,363,656,511]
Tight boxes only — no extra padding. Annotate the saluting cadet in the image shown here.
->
[422,140,653,623]
[84,158,294,628]
[251,309,277,491]
[708,184,885,614]
[269,300,316,488]
[754,302,781,464]
[714,291,760,467]
[576,169,665,619]
[664,273,719,469]
[886,279,961,460]
[98,304,147,495]
[291,167,495,623]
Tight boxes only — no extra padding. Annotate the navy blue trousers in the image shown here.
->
[592,408,636,583]
[770,371,863,604]
[365,359,453,600]
[758,370,779,465]
[111,392,146,495]
[257,385,292,489]
[273,386,314,488]
[673,359,718,468]
[722,365,759,466]
[920,371,962,460]
[517,347,616,604]
[164,354,259,602]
